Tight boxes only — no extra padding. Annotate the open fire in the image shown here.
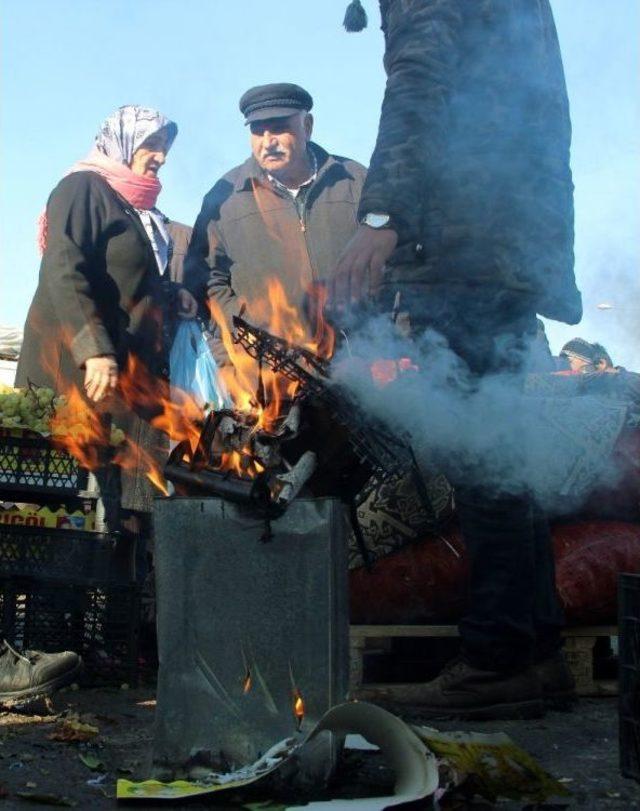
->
[31,276,431,537]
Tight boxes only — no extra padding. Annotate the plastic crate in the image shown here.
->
[0,576,139,685]
[619,573,640,781]
[0,524,132,583]
[0,430,93,497]
[0,524,140,684]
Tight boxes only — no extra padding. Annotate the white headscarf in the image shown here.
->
[95,105,177,165]
[95,105,177,272]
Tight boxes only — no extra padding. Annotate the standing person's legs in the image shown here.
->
[456,486,536,672]
[531,508,576,705]
[399,285,549,716]
[531,508,565,661]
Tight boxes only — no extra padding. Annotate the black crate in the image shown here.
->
[619,573,640,781]
[0,430,93,497]
[0,524,133,583]
[0,576,139,685]
[0,525,140,684]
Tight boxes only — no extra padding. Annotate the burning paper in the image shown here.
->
[117,701,438,808]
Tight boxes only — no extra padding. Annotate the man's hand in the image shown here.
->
[177,288,198,319]
[333,225,398,307]
[84,355,118,403]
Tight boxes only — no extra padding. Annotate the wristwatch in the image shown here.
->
[361,212,392,229]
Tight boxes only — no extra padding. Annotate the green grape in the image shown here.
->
[110,427,125,445]
[2,416,20,428]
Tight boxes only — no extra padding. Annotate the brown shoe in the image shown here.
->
[533,652,577,710]
[413,658,544,721]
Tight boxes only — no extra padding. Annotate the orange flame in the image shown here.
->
[293,690,305,728]
[32,271,335,488]
[208,277,334,449]
[146,467,169,496]
[49,386,109,469]
[242,671,252,694]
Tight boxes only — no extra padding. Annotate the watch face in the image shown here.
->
[365,213,390,229]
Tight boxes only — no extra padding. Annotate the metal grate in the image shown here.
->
[619,573,640,781]
[0,577,140,685]
[0,431,92,496]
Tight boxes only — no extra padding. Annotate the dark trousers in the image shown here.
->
[397,283,565,672]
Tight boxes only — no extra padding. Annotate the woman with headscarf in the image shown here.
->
[17,105,196,552]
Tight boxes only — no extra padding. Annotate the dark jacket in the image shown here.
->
[16,171,173,513]
[185,143,367,361]
[359,0,582,325]
[166,220,192,286]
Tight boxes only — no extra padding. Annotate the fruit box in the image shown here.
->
[0,428,93,496]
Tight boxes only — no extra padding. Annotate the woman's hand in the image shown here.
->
[84,355,118,402]
[177,288,198,319]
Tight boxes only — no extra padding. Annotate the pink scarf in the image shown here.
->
[37,149,162,254]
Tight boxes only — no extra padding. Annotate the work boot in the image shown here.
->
[414,658,544,720]
[533,651,577,710]
[0,640,82,702]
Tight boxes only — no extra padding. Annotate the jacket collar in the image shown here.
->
[233,142,343,193]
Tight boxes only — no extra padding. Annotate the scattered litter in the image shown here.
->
[48,717,99,743]
[117,737,298,801]
[86,774,108,788]
[288,702,438,809]
[410,725,570,805]
[26,781,37,788]
[118,702,438,809]
[120,683,129,691]
[79,753,105,772]
[9,761,24,770]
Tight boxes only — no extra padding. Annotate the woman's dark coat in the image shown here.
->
[16,171,171,513]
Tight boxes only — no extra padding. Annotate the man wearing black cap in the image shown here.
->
[185,82,366,360]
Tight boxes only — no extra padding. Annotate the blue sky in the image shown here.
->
[1,0,638,367]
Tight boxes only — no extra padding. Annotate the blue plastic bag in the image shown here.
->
[170,321,227,409]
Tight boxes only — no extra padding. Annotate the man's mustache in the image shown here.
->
[263,149,286,158]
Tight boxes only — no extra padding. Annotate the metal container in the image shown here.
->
[152,496,348,783]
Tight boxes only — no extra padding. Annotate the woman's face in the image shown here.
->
[130,129,169,177]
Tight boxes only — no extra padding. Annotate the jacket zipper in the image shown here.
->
[296,197,315,279]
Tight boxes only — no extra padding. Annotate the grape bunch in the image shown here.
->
[0,383,58,433]
[0,383,125,446]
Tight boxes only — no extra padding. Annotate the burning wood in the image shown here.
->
[164,313,434,532]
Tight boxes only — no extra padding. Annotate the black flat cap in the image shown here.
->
[239,83,313,124]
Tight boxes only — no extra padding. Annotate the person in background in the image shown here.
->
[17,105,197,597]
[559,338,599,373]
[591,343,614,372]
[335,0,582,718]
[185,83,367,362]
